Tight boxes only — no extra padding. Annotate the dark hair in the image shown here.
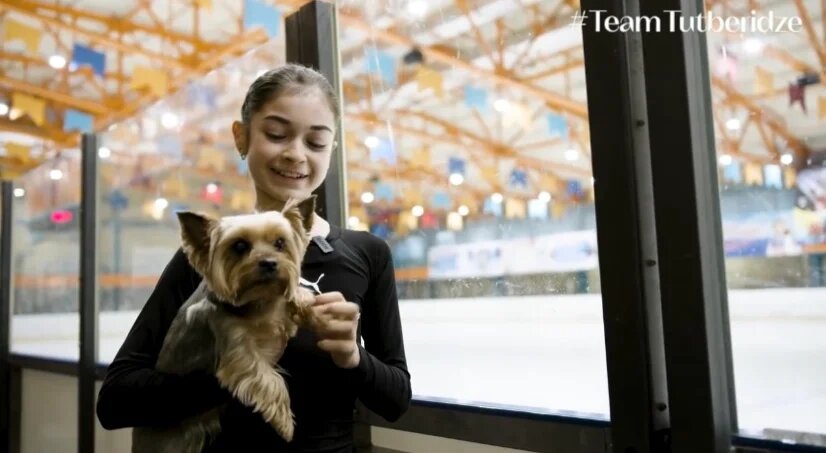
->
[240,63,339,124]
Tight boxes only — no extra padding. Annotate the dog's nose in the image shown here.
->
[258,259,278,274]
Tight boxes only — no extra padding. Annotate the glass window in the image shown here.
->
[337,0,608,417]
[706,1,826,443]
[96,41,284,364]
[10,149,81,360]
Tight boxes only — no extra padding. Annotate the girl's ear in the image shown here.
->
[232,121,248,157]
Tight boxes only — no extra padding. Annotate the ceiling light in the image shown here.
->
[154,197,169,210]
[412,205,424,217]
[742,37,765,56]
[347,216,360,228]
[49,169,64,181]
[491,192,503,203]
[161,112,180,129]
[49,55,67,69]
[493,99,510,113]
[718,154,733,166]
[780,153,793,165]
[725,118,741,131]
[449,173,464,186]
[361,192,375,203]
[206,182,218,194]
[458,205,469,216]
[406,0,428,18]
[538,191,551,203]
[364,136,380,149]
[0,103,8,116]
[565,149,579,161]
[98,146,111,159]
[13,188,25,198]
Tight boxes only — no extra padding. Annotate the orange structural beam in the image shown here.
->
[0,75,110,115]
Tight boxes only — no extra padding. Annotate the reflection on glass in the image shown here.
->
[706,0,826,443]
[95,41,284,363]
[338,0,608,417]
[10,150,81,359]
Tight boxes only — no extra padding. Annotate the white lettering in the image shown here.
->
[787,16,803,32]
[592,10,606,32]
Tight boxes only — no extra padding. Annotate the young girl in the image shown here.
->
[97,64,412,452]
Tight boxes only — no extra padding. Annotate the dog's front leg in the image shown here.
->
[289,287,318,333]
[215,329,294,442]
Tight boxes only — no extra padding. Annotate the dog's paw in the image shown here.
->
[270,407,295,442]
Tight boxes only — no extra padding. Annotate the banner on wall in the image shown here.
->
[426,231,599,280]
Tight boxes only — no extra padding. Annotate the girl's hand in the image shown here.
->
[310,292,361,369]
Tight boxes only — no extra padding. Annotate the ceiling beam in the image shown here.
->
[0,75,110,115]
[335,10,588,119]
[711,75,809,158]
[2,0,213,50]
[1,0,193,71]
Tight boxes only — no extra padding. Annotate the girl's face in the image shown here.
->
[234,87,336,209]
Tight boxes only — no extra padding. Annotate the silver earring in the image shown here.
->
[241,153,247,160]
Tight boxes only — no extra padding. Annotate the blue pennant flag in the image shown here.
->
[528,199,549,220]
[567,180,583,197]
[370,138,396,165]
[431,192,452,210]
[243,0,281,38]
[156,135,183,158]
[186,83,217,108]
[464,85,488,111]
[448,157,465,175]
[510,169,528,187]
[108,190,129,211]
[483,197,503,216]
[546,113,568,137]
[764,164,782,188]
[237,158,249,176]
[364,47,397,86]
[72,44,106,77]
[723,162,742,184]
[375,182,394,201]
[63,109,93,133]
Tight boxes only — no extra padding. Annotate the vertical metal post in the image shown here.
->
[581,1,670,451]
[1,181,14,453]
[639,1,737,451]
[79,133,99,453]
[285,0,347,228]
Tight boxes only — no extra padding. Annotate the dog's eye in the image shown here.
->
[232,239,250,254]
[274,238,285,251]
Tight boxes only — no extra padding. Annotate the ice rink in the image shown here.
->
[11,287,826,438]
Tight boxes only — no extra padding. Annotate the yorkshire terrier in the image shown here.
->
[131,196,318,453]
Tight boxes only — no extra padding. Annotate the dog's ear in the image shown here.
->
[283,195,316,234]
[176,211,216,274]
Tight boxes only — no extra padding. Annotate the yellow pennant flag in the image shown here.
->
[409,148,430,167]
[551,201,566,219]
[0,167,24,181]
[416,67,444,98]
[819,96,826,120]
[784,166,796,189]
[540,173,559,192]
[504,198,526,219]
[197,147,226,172]
[396,211,418,236]
[401,187,424,206]
[753,66,773,96]
[3,18,43,53]
[163,176,188,199]
[11,93,46,126]
[194,0,213,8]
[480,165,499,187]
[131,66,168,97]
[5,143,31,164]
[743,162,763,186]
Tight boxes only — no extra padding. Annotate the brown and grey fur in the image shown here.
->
[131,197,317,453]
